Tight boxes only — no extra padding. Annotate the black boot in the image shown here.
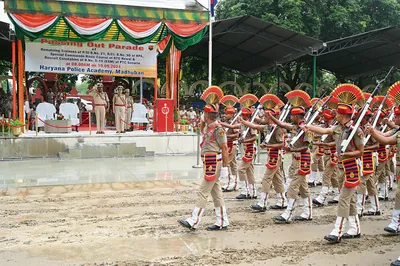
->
[324,234,341,243]
[342,233,361,239]
[251,204,266,212]
[177,220,195,231]
[207,224,228,231]
[391,259,400,266]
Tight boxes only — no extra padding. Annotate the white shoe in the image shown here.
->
[186,207,205,229]
[315,186,329,205]
[378,183,389,200]
[308,171,317,185]
[278,198,297,222]
[214,206,229,228]
[273,192,287,208]
[365,195,380,215]
[297,196,312,220]
[325,216,346,242]
[356,194,366,216]
[384,209,400,234]
[343,215,361,238]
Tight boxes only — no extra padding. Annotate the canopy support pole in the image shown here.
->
[17,39,24,123]
[276,65,280,96]
[11,39,16,119]
[139,77,143,104]
[312,56,317,97]
[208,5,212,87]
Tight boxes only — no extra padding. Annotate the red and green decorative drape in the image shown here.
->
[6,0,209,105]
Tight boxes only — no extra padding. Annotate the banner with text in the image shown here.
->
[25,39,157,77]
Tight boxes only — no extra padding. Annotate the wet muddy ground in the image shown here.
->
[0,178,398,266]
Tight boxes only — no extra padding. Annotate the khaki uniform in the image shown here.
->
[196,121,227,208]
[333,121,364,218]
[311,132,325,172]
[125,96,134,130]
[224,119,239,190]
[261,125,285,195]
[238,124,257,186]
[322,132,339,188]
[113,94,126,133]
[286,123,312,200]
[88,89,109,133]
[182,120,229,230]
[395,135,400,209]
[358,129,378,196]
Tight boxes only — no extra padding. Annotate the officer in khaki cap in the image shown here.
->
[87,82,109,134]
[113,85,126,133]
[124,89,134,131]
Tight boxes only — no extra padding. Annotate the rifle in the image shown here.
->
[304,92,327,122]
[230,110,242,125]
[340,67,394,153]
[364,93,389,145]
[264,102,291,144]
[380,106,395,133]
[320,120,337,142]
[290,96,332,146]
[240,104,263,139]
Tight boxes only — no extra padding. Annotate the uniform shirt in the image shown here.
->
[223,119,240,141]
[290,121,312,149]
[240,123,257,141]
[180,110,188,119]
[113,94,126,105]
[333,120,364,160]
[188,110,197,120]
[261,125,285,145]
[88,90,109,106]
[201,121,227,154]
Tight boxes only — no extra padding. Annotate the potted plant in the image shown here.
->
[174,108,180,131]
[10,119,24,137]
[179,119,189,134]
[57,114,65,120]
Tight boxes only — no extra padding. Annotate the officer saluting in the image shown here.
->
[178,86,230,231]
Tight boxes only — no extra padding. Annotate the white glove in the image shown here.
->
[220,167,229,180]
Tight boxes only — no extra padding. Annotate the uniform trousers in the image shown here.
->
[94,106,106,132]
[195,162,224,208]
[287,159,310,199]
[262,155,284,194]
[115,106,125,133]
[322,156,339,188]
[337,167,357,217]
[238,160,255,185]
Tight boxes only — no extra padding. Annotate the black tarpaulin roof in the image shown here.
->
[300,27,400,77]
[183,15,322,76]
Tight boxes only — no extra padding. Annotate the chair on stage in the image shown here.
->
[36,102,56,128]
[131,103,149,130]
[59,103,80,132]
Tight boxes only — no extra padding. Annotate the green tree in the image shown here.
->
[209,0,400,93]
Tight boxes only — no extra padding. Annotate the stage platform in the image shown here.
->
[1,130,199,160]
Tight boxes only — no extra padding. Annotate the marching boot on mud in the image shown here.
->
[178,93,230,232]
[238,96,287,213]
[266,91,313,224]
[304,86,366,244]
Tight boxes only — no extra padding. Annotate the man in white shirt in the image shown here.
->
[187,107,197,121]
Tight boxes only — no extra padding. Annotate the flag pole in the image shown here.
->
[208,1,213,87]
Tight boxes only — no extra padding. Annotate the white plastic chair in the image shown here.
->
[36,102,56,127]
[60,103,80,130]
[131,103,149,129]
